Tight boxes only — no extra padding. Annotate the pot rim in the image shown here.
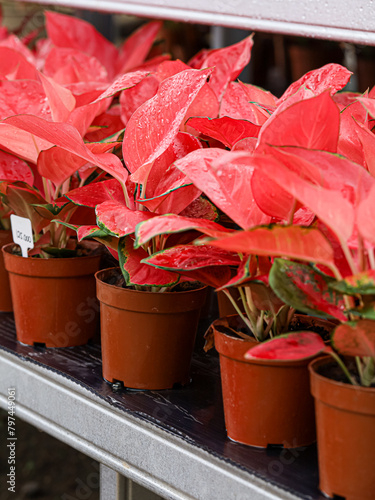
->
[214,326,318,367]
[2,242,101,262]
[309,355,375,393]
[95,267,207,296]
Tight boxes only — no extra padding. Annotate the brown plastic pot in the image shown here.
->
[0,231,13,312]
[212,314,334,448]
[309,357,375,500]
[96,268,207,390]
[2,243,101,347]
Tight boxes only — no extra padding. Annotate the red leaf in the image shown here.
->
[0,123,53,164]
[120,75,159,126]
[123,67,212,174]
[183,84,219,134]
[117,21,161,74]
[278,63,352,105]
[175,149,270,229]
[38,72,76,122]
[220,81,275,125]
[135,214,231,248]
[258,92,340,152]
[46,11,119,79]
[44,47,109,84]
[119,236,178,287]
[357,184,375,245]
[252,154,355,243]
[92,70,150,103]
[0,80,52,121]
[96,200,155,237]
[0,47,38,80]
[332,321,375,358]
[194,36,254,99]
[245,332,326,360]
[187,116,260,149]
[0,151,33,184]
[5,115,128,186]
[143,244,240,270]
[211,225,335,269]
[65,179,125,208]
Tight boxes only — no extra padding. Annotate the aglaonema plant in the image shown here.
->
[198,87,375,387]
[139,65,354,341]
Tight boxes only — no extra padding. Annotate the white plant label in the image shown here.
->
[10,215,34,258]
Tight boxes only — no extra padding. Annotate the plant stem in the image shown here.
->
[222,289,254,339]
[328,351,358,386]
[368,248,375,270]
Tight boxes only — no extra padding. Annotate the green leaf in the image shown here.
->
[329,270,375,295]
[269,259,347,321]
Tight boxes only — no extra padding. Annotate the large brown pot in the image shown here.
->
[309,357,375,500]
[2,243,101,347]
[0,231,13,312]
[96,268,207,390]
[211,314,334,448]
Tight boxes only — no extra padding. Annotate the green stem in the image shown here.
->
[328,351,358,386]
[222,289,254,339]
[355,356,363,384]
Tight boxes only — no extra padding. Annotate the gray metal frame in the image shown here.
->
[17,0,375,45]
[0,348,300,500]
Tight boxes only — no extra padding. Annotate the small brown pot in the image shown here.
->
[211,314,334,448]
[309,357,375,500]
[0,231,13,312]
[96,268,207,390]
[2,243,101,347]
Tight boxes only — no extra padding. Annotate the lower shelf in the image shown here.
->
[0,313,325,500]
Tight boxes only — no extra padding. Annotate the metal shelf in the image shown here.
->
[18,0,375,45]
[0,313,325,500]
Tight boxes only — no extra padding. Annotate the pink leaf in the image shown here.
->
[187,116,261,149]
[0,80,51,121]
[175,149,270,229]
[65,179,125,207]
[211,225,335,269]
[0,47,38,80]
[96,200,155,237]
[44,47,109,83]
[258,91,340,152]
[143,244,240,270]
[119,236,178,287]
[220,81,276,125]
[92,70,150,103]
[194,35,254,99]
[0,123,53,164]
[332,321,375,358]
[0,150,33,184]
[38,72,76,122]
[120,75,159,126]
[5,115,128,186]
[252,154,355,243]
[245,332,326,360]
[123,67,212,174]
[278,63,352,105]
[117,21,162,74]
[135,214,231,248]
[45,11,119,79]
[357,184,375,245]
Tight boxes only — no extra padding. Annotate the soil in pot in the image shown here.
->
[310,356,375,500]
[210,314,335,448]
[96,268,207,390]
[2,242,102,347]
[0,231,13,312]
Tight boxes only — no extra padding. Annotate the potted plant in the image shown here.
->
[0,9,166,346]
[199,80,375,494]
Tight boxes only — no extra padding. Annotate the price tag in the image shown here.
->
[10,215,34,258]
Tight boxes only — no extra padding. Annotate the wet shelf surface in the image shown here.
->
[0,313,326,500]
